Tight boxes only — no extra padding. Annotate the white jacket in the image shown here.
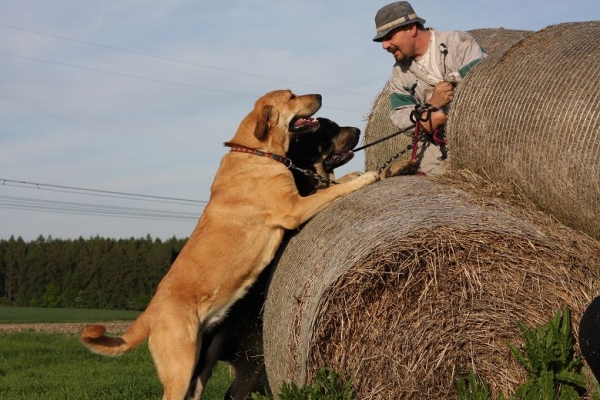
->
[389,28,487,130]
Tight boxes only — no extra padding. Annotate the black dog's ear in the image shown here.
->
[254,105,277,141]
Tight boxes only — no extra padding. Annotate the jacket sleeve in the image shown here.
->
[445,31,487,83]
[388,66,417,131]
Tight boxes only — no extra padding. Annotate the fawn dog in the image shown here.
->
[79,90,378,400]
[187,117,365,399]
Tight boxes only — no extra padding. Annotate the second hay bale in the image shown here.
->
[447,22,600,239]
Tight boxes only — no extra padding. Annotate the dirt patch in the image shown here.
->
[0,322,131,334]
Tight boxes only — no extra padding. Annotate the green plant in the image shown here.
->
[509,307,586,399]
[590,379,600,400]
[458,307,590,400]
[457,370,505,400]
[252,366,354,400]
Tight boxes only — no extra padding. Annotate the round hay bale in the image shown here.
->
[263,176,600,399]
[363,82,413,172]
[447,22,600,239]
[468,28,533,58]
[364,28,533,172]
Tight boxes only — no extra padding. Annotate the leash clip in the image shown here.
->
[410,103,437,124]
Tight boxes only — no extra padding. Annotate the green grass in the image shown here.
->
[0,332,233,399]
[0,306,141,323]
[0,307,234,399]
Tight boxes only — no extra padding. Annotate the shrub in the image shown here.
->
[458,307,596,399]
[252,366,353,400]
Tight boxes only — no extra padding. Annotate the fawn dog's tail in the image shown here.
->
[80,312,150,356]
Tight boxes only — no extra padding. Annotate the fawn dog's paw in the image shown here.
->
[381,159,420,178]
[359,171,380,185]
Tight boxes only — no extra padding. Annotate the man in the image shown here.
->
[373,1,486,175]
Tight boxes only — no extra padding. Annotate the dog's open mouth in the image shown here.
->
[290,116,320,134]
[323,151,354,172]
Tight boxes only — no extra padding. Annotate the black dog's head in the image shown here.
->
[287,117,360,196]
[287,117,359,170]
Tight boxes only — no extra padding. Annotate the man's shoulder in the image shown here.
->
[436,29,477,43]
[435,29,479,46]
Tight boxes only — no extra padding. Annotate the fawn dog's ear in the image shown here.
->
[254,105,277,141]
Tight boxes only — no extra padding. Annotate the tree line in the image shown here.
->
[0,235,188,310]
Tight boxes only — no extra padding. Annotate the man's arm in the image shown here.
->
[416,31,486,132]
[390,81,451,133]
[445,31,487,82]
[388,67,418,131]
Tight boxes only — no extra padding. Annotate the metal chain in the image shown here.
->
[377,143,414,175]
[287,162,337,186]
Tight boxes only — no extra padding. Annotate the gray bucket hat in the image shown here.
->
[373,1,426,42]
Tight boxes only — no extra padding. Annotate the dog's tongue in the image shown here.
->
[293,117,316,128]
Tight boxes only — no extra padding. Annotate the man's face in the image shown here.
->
[381,25,415,62]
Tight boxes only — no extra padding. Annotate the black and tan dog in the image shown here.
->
[187,257,271,400]
[186,117,363,400]
[288,116,420,191]
[79,90,379,400]
[288,117,361,196]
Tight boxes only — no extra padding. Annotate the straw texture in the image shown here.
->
[447,22,600,239]
[263,175,600,399]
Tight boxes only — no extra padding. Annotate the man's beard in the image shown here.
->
[388,45,408,62]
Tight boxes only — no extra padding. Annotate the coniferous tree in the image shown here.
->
[0,235,187,309]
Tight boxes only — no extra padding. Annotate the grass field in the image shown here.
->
[0,307,234,399]
[0,306,141,323]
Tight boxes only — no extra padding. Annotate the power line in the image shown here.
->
[0,51,256,98]
[0,51,364,114]
[0,178,207,205]
[0,23,372,98]
[0,179,205,222]
[0,195,199,222]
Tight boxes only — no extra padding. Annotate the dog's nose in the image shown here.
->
[315,94,322,102]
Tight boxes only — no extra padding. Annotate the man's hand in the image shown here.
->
[428,82,454,109]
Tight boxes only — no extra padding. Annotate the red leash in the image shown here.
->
[411,124,446,160]
[411,122,420,159]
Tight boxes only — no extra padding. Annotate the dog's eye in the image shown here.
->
[289,94,296,100]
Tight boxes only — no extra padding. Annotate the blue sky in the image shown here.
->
[1,0,598,240]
